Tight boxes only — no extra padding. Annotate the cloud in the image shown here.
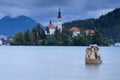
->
[0,0,119,25]
[87,8,114,18]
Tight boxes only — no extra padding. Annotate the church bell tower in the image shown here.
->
[57,8,62,32]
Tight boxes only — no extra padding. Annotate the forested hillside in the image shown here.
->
[63,8,120,43]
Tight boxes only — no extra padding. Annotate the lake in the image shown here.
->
[0,46,120,80]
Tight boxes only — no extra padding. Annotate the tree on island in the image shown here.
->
[92,31,109,46]
[12,24,109,46]
[23,29,31,45]
[12,32,23,45]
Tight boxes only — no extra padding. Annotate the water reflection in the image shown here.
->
[85,64,101,69]
[85,64,101,80]
[0,46,120,80]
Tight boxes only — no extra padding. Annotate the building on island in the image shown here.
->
[70,27,80,37]
[57,8,62,32]
[44,9,95,37]
[0,35,12,45]
[45,20,55,35]
[69,27,95,37]
[0,39,3,45]
[45,9,62,35]
[85,29,95,36]
[114,42,120,46]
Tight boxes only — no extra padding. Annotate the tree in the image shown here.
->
[46,27,50,34]
[23,29,30,45]
[29,24,45,45]
[61,28,72,45]
[36,24,45,39]
[72,35,81,46]
[43,36,57,45]
[54,27,62,41]
[92,31,109,46]
[30,27,37,45]
[13,32,23,45]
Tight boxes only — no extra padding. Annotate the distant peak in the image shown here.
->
[3,15,11,18]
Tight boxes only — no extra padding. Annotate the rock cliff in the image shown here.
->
[85,44,102,64]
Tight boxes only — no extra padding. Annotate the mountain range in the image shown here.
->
[63,8,120,43]
[0,15,38,36]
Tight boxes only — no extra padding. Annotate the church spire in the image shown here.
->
[58,8,61,18]
[49,20,52,24]
[57,8,62,32]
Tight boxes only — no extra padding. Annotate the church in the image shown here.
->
[45,9,62,35]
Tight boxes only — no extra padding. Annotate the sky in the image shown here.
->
[0,0,119,26]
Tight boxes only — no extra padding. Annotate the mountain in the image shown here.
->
[96,8,120,42]
[63,18,96,29]
[63,8,120,43]
[0,15,38,36]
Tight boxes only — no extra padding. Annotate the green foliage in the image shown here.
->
[42,28,108,46]
[63,8,120,43]
[63,18,96,29]
[30,27,37,45]
[12,26,109,46]
[92,31,109,46]
[12,8,120,46]
[72,35,90,46]
[23,29,30,45]
[61,28,72,45]
[12,24,45,45]
[54,27,62,41]
[13,32,23,45]
[46,27,50,33]
[43,36,58,46]
[36,24,45,39]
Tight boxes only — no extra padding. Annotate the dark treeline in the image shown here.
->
[63,8,120,43]
[11,24,45,45]
[11,24,109,46]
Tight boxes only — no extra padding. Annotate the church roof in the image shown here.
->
[70,27,80,32]
[48,20,55,29]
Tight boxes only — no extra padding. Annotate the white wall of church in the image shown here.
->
[49,29,55,35]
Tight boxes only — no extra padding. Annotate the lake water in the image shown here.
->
[0,46,120,80]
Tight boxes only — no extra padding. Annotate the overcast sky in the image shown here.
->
[0,0,119,25]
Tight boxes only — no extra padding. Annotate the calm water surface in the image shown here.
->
[0,46,120,80]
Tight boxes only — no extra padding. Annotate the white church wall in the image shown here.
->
[49,29,55,35]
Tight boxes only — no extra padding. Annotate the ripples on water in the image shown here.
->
[0,46,119,80]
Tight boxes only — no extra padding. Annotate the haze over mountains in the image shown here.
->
[0,15,38,36]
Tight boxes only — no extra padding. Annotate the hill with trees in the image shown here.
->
[11,8,120,46]
[63,8,120,43]
[11,24,109,46]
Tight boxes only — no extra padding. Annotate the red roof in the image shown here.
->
[70,27,80,32]
[48,23,55,29]
[86,30,95,33]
